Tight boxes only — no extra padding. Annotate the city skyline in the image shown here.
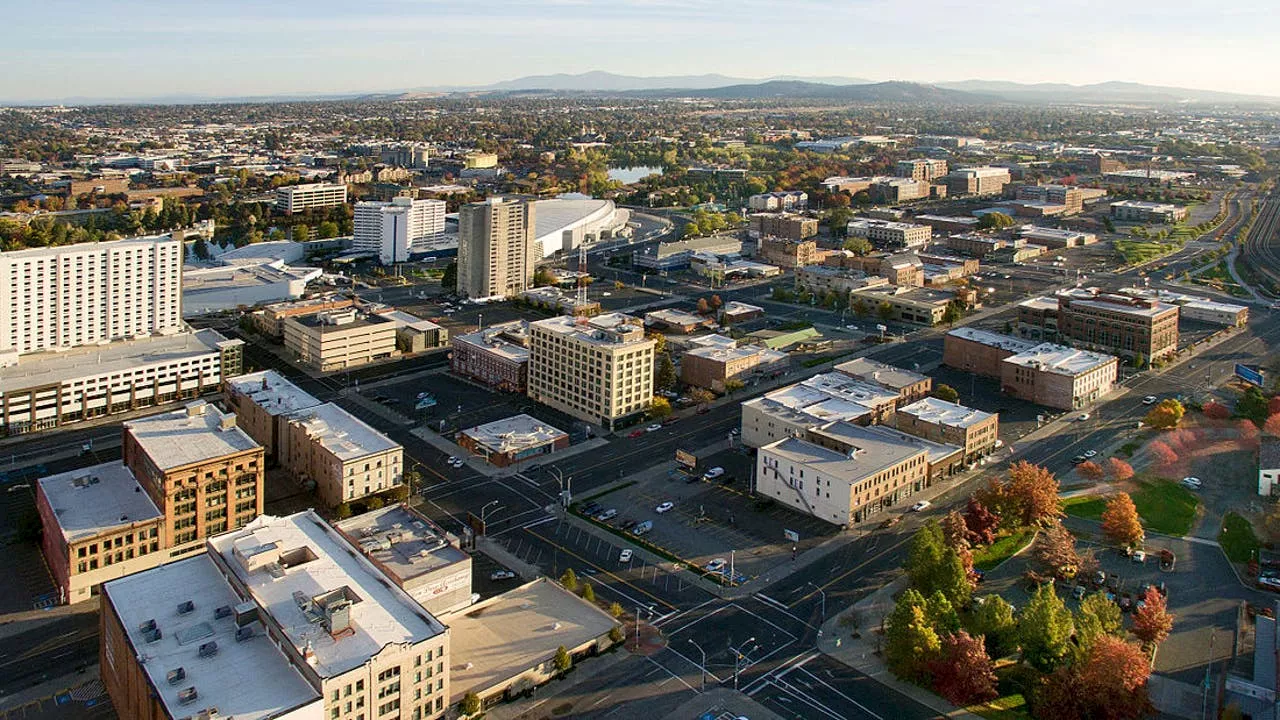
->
[3,0,1278,102]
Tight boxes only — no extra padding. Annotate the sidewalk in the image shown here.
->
[0,663,103,712]
[817,575,983,719]
[481,649,633,720]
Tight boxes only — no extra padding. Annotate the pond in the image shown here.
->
[607,166,662,184]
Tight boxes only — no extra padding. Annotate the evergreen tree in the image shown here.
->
[1018,583,1074,672]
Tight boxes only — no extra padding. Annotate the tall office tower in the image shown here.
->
[353,197,447,264]
[457,197,536,299]
[0,236,183,357]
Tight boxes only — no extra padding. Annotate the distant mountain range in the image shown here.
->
[7,70,1277,106]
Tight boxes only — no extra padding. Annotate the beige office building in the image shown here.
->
[283,308,399,371]
[275,182,348,214]
[895,397,999,462]
[944,167,1011,197]
[282,403,403,507]
[896,158,949,182]
[458,197,536,299]
[527,313,655,430]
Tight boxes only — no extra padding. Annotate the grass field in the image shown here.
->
[1114,239,1172,265]
[1219,512,1261,563]
[1063,479,1199,537]
[969,694,1030,720]
[973,527,1037,571]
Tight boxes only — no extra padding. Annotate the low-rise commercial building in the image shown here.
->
[518,286,601,317]
[335,504,473,616]
[945,233,1011,258]
[526,313,655,431]
[896,158,949,182]
[378,310,449,353]
[1015,185,1084,215]
[1001,342,1118,410]
[850,285,958,326]
[750,213,819,242]
[644,308,716,334]
[944,166,1011,197]
[833,357,932,406]
[283,308,399,371]
[1057,290,1179,365]
[225,370,323,462]
[741,373,899,448]
[916,214,979,233]
[821,176,876,195]
[0,328,243,437]
[457,414,569,468]
[1114,288,1249,327]
[275,182,348,214]
[282,403,403,507]
[748,191,808,212]
[794,266,890,296]
[681,343,787,392]
[846,218,932,249]
[720,301,764,324]
[450,321,530,393]
[825,250,925,286]
[944,327,1039,374]
[631,236,743,271]
[869,177,931,203]
[182,261,322,317]
[251,295,356,338]
[1014,296,1062,342]
[1103,169,1195,185]
[1017,226,1097,248]
[756,422,929,526]
[1110,200,1188,224]
[758,236,825,268]
[896,397,999,462]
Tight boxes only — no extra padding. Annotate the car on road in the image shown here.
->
[1077,412,1091,421]
[618,549,633,563]
[705,558,727,573]
[1132,550,1147,563]
[490,570,516,581]
[1083,450,1098,458]
[655,501,674,514]
[646,424,662,432]
[1181,476,1203,490]
[627,429,644,438]
[910,500,931,512]
[1142,395,1158,405]
[703,467,725,480]
[1071,455,1087,465]
[880,516,901,529]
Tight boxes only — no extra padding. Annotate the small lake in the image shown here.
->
[608,166,662,184]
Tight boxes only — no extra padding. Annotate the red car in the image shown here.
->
[627,429,644,438]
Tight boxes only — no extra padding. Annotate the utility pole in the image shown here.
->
[1201,630,1216,720]
[727,637,755,691]
[688,639,707,691]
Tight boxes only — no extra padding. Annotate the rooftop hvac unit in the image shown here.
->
[213,605,232,621]
[166,667,186,685]
[233,601,258,628]
[235,626,255,643]
[198,641,218,658]
[177,600,195,615]
[144,627,163,644]
[178,687,199,705]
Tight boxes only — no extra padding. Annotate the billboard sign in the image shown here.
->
[1236,364,1264,387]
[784,529,800,543]
[675,449,697,470]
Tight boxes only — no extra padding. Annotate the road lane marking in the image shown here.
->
[522,527,678,611]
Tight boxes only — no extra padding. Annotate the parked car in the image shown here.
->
[1142,395,1158,405]
[910,500,931,512]
[1073,585,1087,600]
[1181,476,1203,490]
[1083,450,1098,458]
[703,467,725,480]
[595,509,618,522]
[632,520,653,536]
[1071,455,1088,465]
[880,517,901,529]
[646,424,662,432]
[1132,550,1147,563]
[655,502,674,514]
[1077,412,1091,421]
[618,549,633,563]
[627,429,644,438]
[705,558,727,573]
[490,570,516,581]
[1092,571,1107,587]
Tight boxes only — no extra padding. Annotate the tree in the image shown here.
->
[884,592,941,683]
[1074,592,1124,658]
[608,625,625,644]
[940,511,970,550]
[1006,461,1063,527]
[843,236,873,255]
[925,591,961,635]
[941,300,964,326]
[317,220,339,238]
[654,353,677,391]
[1100,493,1144,549]
[689,388,715,406]
[365,496,384,510]
[333,502,352,520]
[554,645,572,672]
[1130,352,1145,370]
[1077,460,1104,482]
[851,297,870,318]
[966,595,1017,658]
[1264,413,1280,437]
[1237,386,1270,423]
[441,262,457,291]
[533,267,556,287]
[581,583,596,603]
[932,384,960,403]
[647,331,667,355]
[710,294,723,309]
[191,237,210,261]
[977,212,1016,230]
[724,378,744,394]
[876,301,894,322]
[1107,457,1134,482]
[1130,586,1174,647]
[1074,636,1154,720]
[1017,583,1074,672]
[1203,401,1231,420]
[460,691,482,716]
[649,396,672,418]
[907,522,973,607]
[1147,440,1178,467]
[291,224,309,243]
[1143,399,1185,430]
[964,498,1000,546]
[696,297,711,314]
[1034,520,1081,580]
[560,568,578,592]
[609,602,624,618]
[930,631,998,706]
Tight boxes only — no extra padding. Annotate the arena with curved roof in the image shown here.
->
[532,198,630,260]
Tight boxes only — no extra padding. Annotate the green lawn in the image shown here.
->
[968,694,1030,720]
[1114,240,1170,265]
[973,527,1037,571]
[1063,479,1200,537]
[1220,512,1261,563]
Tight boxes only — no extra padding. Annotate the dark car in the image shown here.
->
[1071,455,1087,465]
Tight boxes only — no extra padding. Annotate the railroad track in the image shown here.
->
[1240,190,1280,297]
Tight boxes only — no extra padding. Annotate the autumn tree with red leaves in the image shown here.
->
[1147,440,1178,468]
[929,630,998,706]
[1033,636,1153,720]
[1006,461,1063,526]
[1202,401,1230,420]
[1131,586,1174,647]
[1264,413,1280,437]
[1077,460,1104,482]
[1033,520,1081,580]
[963,498,1000,546]
[1107,457,1134,482]
[1101,493,1145,549]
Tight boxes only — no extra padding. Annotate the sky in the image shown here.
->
[1,0,1276,102]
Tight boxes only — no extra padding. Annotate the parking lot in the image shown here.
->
[0,679,115,720]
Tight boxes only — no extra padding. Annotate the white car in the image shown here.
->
[703,467,725,480]
[1181,476,1203,489]
[646,424,662,432]
[1077,413,1091,421]
[489,570,515,581]
[655,501,674,514]
[705,558,727,573]
[1083,450,1098,458]
[618,549,633,563]
[910,500,931,512]
[450,458,465,468]
[1142,396,1158,405]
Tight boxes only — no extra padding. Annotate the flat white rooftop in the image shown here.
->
[0,328,237,393]
[38,462,161,543]
[899,397,995,429]
[334,505,469,583]
[103,554,322,720]
[531,313,649,346]
[947,327,1039,353]
[834,357,929,390]
[209,512,446,678]
[764,431,925,484]
[226,370,321,417]
[1018,296,1061,312]
[125,401,260,470]
[460,413,566,453]
[287,402,399,461]
[1004,343,1117,377]
[377,309,443,332]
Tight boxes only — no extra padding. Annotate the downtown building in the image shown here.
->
[526,313,655,431]
[275,182,348,214]
[1015,184,1085,215]
[354,196,447,264]
[0,237,243,437]
[1017,289,1182,366]
[943,166,1011,197]
[450,320,531,393]
[457,196,536,299]
[895,158,949,182]
[943,327,1119,411]
[845,218,932,249]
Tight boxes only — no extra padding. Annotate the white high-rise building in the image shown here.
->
[0,235,183,357]
[274,182,347,214]
[354,197,447,264]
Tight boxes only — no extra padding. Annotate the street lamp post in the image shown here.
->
[688,639,707,691]
[480,500,502,529]
[807,582,826,621]
[728,637,756,691]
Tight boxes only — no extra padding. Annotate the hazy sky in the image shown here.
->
[2,0,1275,101]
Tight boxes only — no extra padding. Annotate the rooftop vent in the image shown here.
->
[198,641,218,658]
[166,667,186,685]
[233,601,258,628]
[178,686,199,705]
[213,605,232,621]
[218,414,237,432]
[139,619,157,633]
[177,600,195,615]
[144,627,163,644]
[235,626,255,643]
